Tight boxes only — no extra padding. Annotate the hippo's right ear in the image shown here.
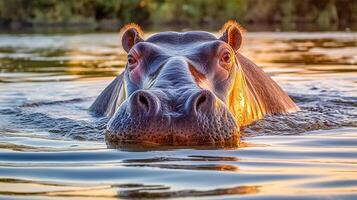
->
[121,23,144,52]
[219,21,244,52]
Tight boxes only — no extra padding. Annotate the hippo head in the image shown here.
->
[90,21,299,147]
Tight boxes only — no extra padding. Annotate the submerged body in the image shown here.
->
[90,21,299,146]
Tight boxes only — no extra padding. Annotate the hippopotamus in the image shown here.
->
[90,21,299,146]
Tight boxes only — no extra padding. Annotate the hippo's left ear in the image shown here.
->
[219,21,243,52]
[121,23,144,52]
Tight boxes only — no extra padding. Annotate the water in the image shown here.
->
[0,31,356,199]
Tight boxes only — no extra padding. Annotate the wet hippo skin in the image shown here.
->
[90,21,299,146]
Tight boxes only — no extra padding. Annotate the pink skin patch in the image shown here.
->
[129,66,143,84]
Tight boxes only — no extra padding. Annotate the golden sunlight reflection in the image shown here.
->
[227,65,265,126]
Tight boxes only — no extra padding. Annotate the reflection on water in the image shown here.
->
[0,31,356,199]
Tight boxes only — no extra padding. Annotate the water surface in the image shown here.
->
[0,31,356,199]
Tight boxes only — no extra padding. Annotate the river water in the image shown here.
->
[0,31,356,199]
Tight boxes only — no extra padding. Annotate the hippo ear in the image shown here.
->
[121,23,144,52]
[219,21,243,52]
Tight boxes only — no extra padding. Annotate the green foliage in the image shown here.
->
[146,0,247,26]
[0,0,32,22]
[280,0,296,30]
[0,0,356,30]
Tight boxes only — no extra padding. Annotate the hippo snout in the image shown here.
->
[105,89,239,146]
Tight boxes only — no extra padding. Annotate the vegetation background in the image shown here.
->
[0,0,356,32]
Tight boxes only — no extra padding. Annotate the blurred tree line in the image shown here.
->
[0,0,356,31]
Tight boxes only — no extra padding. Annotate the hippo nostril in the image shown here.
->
[139,94,150,112]
[186,90,215,115]
[195,94,207,111]
[129,90,160,116]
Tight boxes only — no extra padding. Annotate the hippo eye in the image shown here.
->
[221,52,231,64]
[127,55,137,69]
[219,51,233,71]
